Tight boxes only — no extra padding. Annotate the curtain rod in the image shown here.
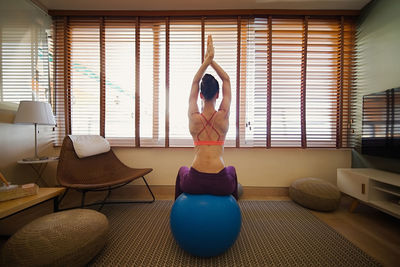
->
[48,9,360,17]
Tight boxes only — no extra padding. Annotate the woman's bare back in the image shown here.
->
[190,110,229,173]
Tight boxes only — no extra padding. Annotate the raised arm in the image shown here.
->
[211,60,231,115]
[188,35,214,116]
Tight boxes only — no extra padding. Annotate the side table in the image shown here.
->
[17,157,59,186]
[0,187,65,220]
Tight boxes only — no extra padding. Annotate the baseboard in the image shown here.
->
[112,185,289,200]
[59,185,288,201]
[241,186,289,200]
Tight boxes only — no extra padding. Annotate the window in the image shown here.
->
[105,18,136,145]
[169,19,201,147]
[140,19,166,147]
[1,24,50,103]
[306,18,342,147]
[240,17,268,147]
[204,18,238,147]
[69,18,100,135]
[52,15,355,148]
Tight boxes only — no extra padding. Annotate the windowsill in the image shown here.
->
[111,146,353,150]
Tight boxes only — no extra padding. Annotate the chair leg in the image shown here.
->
[142,176,155,203]
[58,176,155,210]
[98,187,112,211]
[57,188,70,210]
[81,190,87,208]
[85,176,155,206]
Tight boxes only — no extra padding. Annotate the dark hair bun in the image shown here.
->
[201,74,219,100]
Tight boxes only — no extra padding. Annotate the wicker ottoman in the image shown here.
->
[289,177,341,211]
[1,209,108,267]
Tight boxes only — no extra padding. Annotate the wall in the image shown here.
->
[352,0,400,173]
[115,147,351,186]
[38,0,370,11]
[0,0,55,185]
[0,0,352,188]
[42,147,351,187]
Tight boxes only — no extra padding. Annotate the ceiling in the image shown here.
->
[36,0,372,11]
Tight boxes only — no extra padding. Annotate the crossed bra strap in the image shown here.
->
[194,111,225,146]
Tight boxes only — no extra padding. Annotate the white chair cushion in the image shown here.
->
[68,135,110,158]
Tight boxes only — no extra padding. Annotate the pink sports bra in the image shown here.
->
[193,111,225,146]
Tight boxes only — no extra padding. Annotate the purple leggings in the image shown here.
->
[175,166,238,200]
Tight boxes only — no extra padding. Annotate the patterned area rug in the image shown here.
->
[89,200,380,267]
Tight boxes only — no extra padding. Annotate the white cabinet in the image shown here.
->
[337,168,400,219]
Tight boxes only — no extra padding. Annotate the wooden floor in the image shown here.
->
[1,186,399,266]
[310,196,400,267]
[239,192,400,267]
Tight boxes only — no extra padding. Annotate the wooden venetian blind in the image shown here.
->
[239,17,270,147]
[341,17,356,148]
[68,18,100,136]
[53,17,69,144]
[140,18,166,147]
[51,15,355,148]
[238,16,355,148]
[104,18,136,146]
[204,17,238,147]
[53,17,138,146]
[305,18,341,148]
[169,19,202,147]
[270,18,303,147]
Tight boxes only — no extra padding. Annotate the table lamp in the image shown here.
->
[14,101,56,161]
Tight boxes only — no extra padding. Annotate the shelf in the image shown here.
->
[369,200,400,218]
[337,168,400,219]
[339,168,400,187]
[373,185,400,197]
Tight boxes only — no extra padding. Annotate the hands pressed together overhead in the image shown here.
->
[205,35,214,62]
[189,34,231,116]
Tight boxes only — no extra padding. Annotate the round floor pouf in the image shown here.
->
[170,193,241,257]
[1,208,109,267]
[289,177,341,211]
[237,183,244,198]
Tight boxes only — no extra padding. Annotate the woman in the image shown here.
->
[175,35,238,200]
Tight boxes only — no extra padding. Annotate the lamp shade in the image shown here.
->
[14,101,56,125]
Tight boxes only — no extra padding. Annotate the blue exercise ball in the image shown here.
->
[170,193,241,257]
